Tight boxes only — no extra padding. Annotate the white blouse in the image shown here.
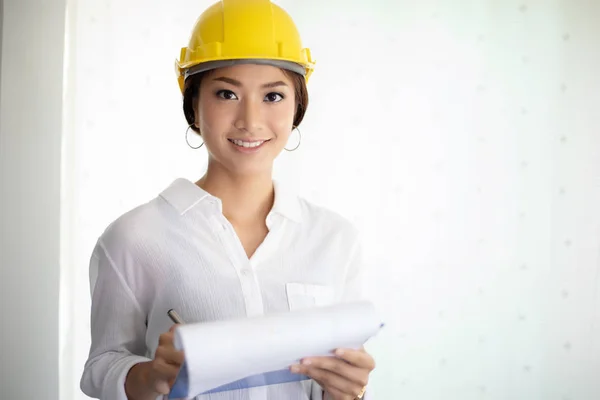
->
[80,178,368,400]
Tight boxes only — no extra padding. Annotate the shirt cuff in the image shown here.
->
[102,355,152,400]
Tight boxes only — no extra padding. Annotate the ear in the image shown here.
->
[192,97,200,129]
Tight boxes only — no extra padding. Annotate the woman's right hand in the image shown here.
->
[125,325,185,400]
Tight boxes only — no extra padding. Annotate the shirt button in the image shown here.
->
[242,268,252,277]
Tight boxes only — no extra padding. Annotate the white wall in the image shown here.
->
[0,0,65,399]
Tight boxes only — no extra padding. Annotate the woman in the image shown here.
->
[80,1,376,399]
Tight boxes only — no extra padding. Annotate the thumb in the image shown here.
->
[155,379,170,395]
[169,324,180,333]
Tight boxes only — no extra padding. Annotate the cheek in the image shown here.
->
[198,101,230,136]
[269,103,296,134]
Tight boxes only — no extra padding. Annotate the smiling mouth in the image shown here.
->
[227,138,271,148]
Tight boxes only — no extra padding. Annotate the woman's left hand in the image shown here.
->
[290,347,375,400]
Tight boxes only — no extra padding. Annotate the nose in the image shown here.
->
[234,97,262,133]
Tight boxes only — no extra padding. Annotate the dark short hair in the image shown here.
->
[183,68,309,134]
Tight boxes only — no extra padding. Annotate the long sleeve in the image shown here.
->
[80,240,151,399]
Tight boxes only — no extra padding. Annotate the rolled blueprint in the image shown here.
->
[169,300,383,398]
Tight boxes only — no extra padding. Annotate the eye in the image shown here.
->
[216,90,238,100]
[265,92,284,103]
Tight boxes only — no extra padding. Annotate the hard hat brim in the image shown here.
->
[184,58,307,81]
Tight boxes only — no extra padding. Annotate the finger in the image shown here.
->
[169,323,180,333]
[312,377,350,400]
[303,366,364,398]
[151,357,181,381]
[147,365,174,395]
[159,331,175,346]
[334,348,376,371]
[312,377,349,400]
[323,385,353,400]
[155,346,185,366]
[300,357,368,387]
[153,379,170,395]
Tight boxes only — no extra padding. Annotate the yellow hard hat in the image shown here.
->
[176,0,316,93]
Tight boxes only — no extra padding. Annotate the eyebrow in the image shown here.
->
[212,76,288,89]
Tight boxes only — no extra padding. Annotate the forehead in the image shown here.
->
[203,63,293,86]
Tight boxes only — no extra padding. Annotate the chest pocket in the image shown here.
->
[285,282,335,311]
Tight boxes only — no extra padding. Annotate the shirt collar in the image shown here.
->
[159,178,302,223]
[271,180,302,223]
[159,178,214,215]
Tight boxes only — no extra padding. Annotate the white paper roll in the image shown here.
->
[170,300,383,398]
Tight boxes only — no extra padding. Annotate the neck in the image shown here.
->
[196,162,274,225]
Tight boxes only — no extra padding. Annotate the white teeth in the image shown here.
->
[231,139,266,148]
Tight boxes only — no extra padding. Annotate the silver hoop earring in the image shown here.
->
[284,126,301,152]
[185,124,204,149]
